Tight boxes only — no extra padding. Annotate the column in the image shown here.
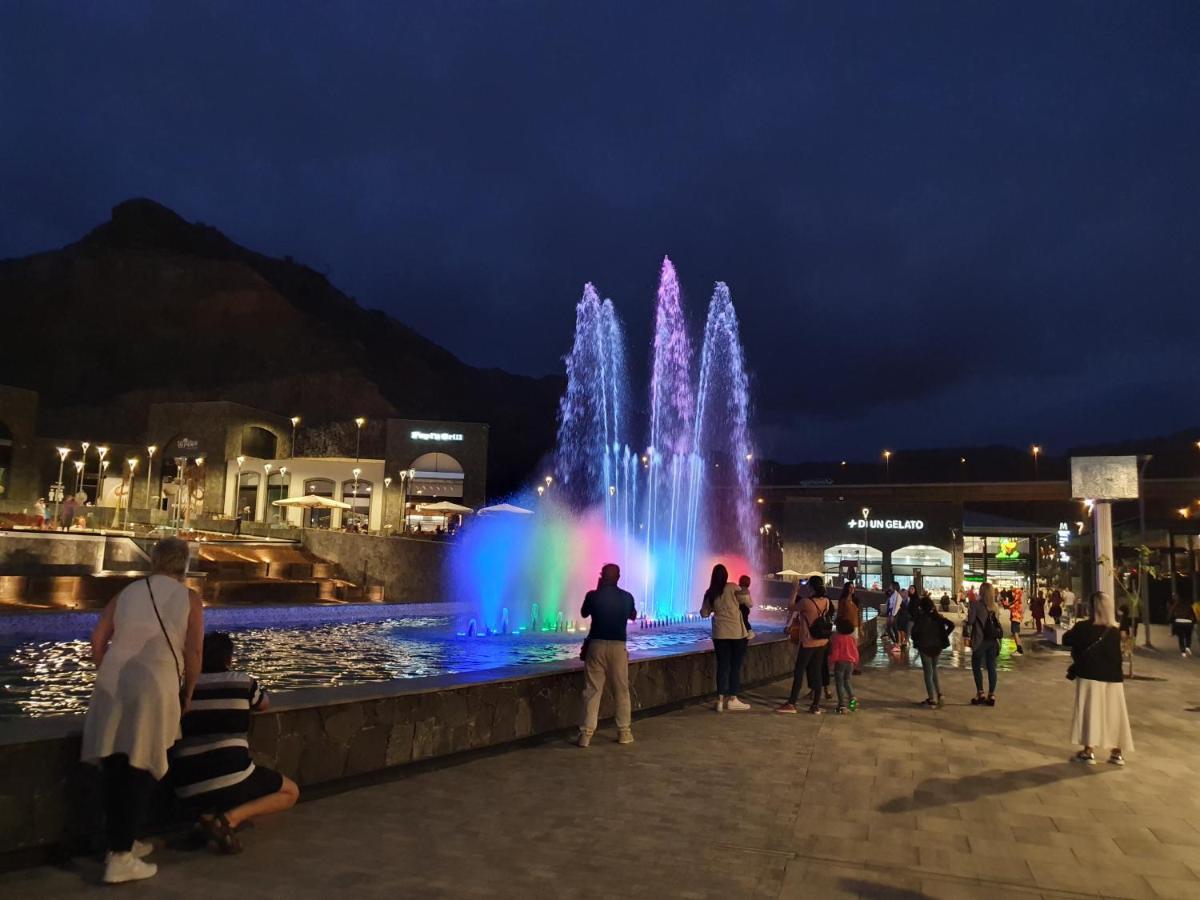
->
[1093,501,1115,600]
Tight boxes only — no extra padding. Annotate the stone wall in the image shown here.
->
[0,532,106,575]
[300,529,449,603]
[0,622,876,863]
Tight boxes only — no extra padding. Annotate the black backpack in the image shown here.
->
[808,599,834,640]
[981,610,1004,642]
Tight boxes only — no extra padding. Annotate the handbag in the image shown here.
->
[145,576,185,704]
[1066,627,1109,681]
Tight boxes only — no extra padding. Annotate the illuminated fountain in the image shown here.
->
[450,257,758,634]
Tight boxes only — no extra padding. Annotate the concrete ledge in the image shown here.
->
[0,620,875,863]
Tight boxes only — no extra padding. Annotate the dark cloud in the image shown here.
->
[2,2,1197,460]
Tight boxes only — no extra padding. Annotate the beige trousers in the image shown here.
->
[580,639,631,733]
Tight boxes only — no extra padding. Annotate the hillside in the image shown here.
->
[0,199,562,495]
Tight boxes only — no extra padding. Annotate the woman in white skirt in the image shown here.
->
[80,537,204,883]
[1063,591,1132,766]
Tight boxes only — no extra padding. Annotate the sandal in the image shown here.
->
[198,812,243,855]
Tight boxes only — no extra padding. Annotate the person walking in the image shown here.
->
[1006,589,1025,655]
[1064,592,1133,765]
[700,564,751,712]
[33,497,47,528]
[827,619,860,714]
[777,575,834,715]
[575,563,637,748]
[1050,589,1064,627]
[1168,595,1195,658]
[965,581,1002,706]
[80,538,204,884]
[885,581,902,644]
[1031,591,1046,634]
[911,596,954,707]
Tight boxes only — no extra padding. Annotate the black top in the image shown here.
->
[581,584,637,641]
[911,612,954,654]
[1062,623,1123,683]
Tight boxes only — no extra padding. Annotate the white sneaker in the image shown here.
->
[103,851,157,884]
[131,839,154,859]
[725,697,751,711]
[617,729,635,745]
[713,696,726,712]
[575,730,592,748]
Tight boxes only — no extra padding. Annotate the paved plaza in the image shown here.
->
[4,630,1200,899]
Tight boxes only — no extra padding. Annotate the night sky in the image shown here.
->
[2,2,1198,461]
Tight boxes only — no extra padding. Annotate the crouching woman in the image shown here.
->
[171,632,299,853]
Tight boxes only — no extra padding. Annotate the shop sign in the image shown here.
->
[1059,551,1071,564]
[995,538,1020,560]
[846,517,924,530]
[1057,522,1070,548]
[411,431,463,442]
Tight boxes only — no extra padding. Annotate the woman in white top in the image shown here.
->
[81,537,204,884]
[700,563,751,712]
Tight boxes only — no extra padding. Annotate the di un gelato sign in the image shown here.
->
[847,514,924,531]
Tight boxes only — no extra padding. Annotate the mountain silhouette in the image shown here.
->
[0,198,562,495]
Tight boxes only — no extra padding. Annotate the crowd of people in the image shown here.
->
[572,565,1135,777]
[81,538,298,884]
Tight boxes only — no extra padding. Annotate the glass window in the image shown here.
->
[237,472,260,520]
[266,472,291,523]
[342,479,372,530]
[241,426,278,459]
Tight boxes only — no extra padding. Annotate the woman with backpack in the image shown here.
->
[777,575,834,715]
[911,595,954,707]
[1063,592,1132,765]
[965,581,1002,706]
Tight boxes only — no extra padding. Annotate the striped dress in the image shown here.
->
[171,671,264,802]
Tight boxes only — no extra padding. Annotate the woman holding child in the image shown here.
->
[701,564,752,711]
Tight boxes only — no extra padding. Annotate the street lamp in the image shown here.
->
[882,450,892,482]
[98,459,110,507]
[73,460,85,496]
[290,416,300,458]
[145,445,157,510]
[263,463,273,524]
[95,446,109,504]
[235,455,245,517]
[53,447,70,525]
[544,475,553,489]
[124,458,138,528]
[383,476,392,533]
[398,468,415,532]
[1032,445,1042,480]
[354,417,366,463]
[351,466,362,530]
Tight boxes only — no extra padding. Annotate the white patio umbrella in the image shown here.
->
[477,503,534,515]
[274,495,351,509]
[417,501,474,514]
[774,569,805,579]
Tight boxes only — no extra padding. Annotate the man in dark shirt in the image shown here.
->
[576,563,637,748]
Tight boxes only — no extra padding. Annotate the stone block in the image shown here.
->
[345,726,390,776]
[385,717,415,767]
[298,737,349,784]
[274,733,305,779]
[321,703,365,745]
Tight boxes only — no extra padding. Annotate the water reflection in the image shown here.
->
[0,616,718,719]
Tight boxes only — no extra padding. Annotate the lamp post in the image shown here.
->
[263,463,273,524]
[383,476,392,533]
[173,457,188,528]
[124,458,139,528]
[73,460,84,497]
[98,459,110,511]
[234,455,245,516]
[80,442,90,497]
[882,450,891,483]
[145,445,157,511]
[350,466,362,531]
[94,446,109,505]
[354,417,365,463]
[290,416,300,458]
[1032,445,1042,480]
[398,467,415,532]
[1137,454,1154,648]
[53,447,70,525]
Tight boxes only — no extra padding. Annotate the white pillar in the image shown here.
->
[1093,501,1115,600]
